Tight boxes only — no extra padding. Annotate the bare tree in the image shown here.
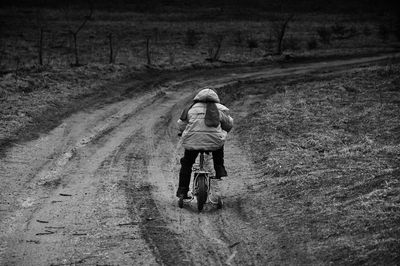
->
[153,27,159,44]
[68,2,93,66]
[38,28,44,65]
[271,14,294,55]
[185,29,201,47]
[35,8,48,66]
[107,33,114,64]
[145,34,152,65]
[206,33,224,62]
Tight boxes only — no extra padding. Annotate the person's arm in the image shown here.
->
[177,119,188,136]
[177,102,195,135]
[220,110,233,132]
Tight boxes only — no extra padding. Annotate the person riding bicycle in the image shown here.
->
[176,88,233,199]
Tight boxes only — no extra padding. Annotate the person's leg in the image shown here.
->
[212,146,227,179]
[177,149,199,197]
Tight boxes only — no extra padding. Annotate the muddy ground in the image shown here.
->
[0,53,399,265]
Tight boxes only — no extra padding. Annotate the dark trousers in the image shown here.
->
[177,146,227,196]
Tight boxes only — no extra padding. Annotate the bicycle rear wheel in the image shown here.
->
[196,174,208,212]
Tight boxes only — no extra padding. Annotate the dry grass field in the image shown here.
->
[218,59,400,264]
[0,7,398,70]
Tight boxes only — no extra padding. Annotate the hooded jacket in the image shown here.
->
[178,89,233,151]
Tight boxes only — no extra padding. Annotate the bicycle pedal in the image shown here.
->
[209,195,222,206]
[182,196,192,200]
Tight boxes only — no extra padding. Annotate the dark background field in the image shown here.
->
[1,0,398,12]
[1,0,400,71]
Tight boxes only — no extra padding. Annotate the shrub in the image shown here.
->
[307,38,318,50]
[246,37,258,49]
[263,37,274,53]
[363,25,372,36]
[317,26,332,44]
[347,25,358,38]
[395,11,400,40]
[206,33,224,61]
[378,24,389,42]
[283,35,301,51]
[233,30,244,46]
[185,29,201,47]
[377,60,399,78]
[331,23,346,37]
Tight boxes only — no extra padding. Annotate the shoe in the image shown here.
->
[178,193,191,200]
[176,190,191,199]
[176,187,189,198]
[215,165,227,179]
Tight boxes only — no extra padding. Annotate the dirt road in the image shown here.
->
[0,53,398,265]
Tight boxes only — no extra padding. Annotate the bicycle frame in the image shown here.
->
[178,151,222,211]
[192,152,211,196]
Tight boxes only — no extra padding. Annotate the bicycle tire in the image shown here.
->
[196,174,208,212]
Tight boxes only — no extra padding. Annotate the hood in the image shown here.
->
[193,88,220,103]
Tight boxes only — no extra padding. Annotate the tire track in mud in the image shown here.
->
[90,92,195,265]
[128,97,194,266]
[115,131,190,266]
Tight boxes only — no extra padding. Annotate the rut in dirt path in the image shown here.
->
[0,91,183,265]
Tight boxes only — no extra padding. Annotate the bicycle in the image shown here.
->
[178,151,223,212]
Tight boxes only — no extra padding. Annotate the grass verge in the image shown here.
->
[219,61,400,264]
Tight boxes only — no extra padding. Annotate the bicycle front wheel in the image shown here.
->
[196,174,208,212]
